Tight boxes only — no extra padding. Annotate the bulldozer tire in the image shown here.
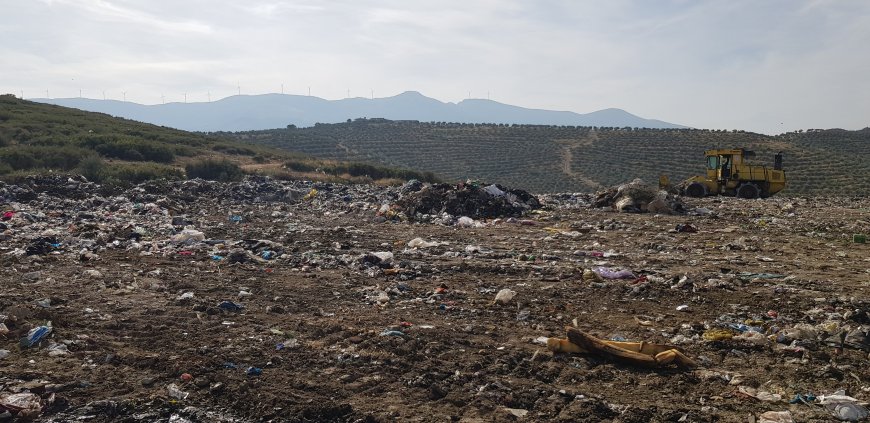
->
[737,183,760,199]
[685,182,707,198]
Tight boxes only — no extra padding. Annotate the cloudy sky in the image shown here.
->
[2,0,868,134]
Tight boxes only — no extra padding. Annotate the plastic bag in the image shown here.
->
[171,229,205,244]
[494,289,516,304]
[592,267,636,280]
[0,392,42,416]
[20,324,52,348]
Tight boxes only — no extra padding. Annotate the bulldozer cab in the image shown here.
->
[705,149,744,182]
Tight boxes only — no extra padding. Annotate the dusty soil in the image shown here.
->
[1,179,869,422]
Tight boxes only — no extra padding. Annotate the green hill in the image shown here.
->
[0,96,437,186]
[226,119,870,195]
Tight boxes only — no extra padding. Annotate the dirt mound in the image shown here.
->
[395,181,541,220]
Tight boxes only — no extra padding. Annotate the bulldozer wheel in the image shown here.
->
[685,182,707,198]
[737,183,760,199]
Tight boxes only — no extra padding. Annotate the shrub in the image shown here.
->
[173,146,197,157]
[0,145,98,171]
[77,135,175,163]
[93,139,175,163]
[77,155,107,182]
[212,144,256,156]
[38,146,95,170]
[0,148,36,170]
[285,160,318,172]
[327,162,440,183]
[104,162,184,184]
[185,158,244,181]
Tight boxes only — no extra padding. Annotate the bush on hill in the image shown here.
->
[0,145,95,171]
[185,158,244,182]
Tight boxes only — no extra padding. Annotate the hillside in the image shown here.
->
[226,119,870,196]
[0,96,437,185]
[33,91,688,132]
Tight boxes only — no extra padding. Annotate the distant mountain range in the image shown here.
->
[32,91,688,132]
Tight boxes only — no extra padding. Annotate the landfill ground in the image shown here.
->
[1,177,869,422]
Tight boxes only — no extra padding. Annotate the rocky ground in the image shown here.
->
[1,176,869,423]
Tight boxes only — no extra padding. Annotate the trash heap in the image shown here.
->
[393,180,541,221]
[592,178,684,213]
[2,173,870,422]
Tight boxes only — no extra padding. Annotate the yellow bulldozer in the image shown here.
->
[666,148,786,199]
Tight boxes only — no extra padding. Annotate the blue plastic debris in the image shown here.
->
[246,367,262,376]
[789,393,816,404]
[726,323,764,333]
[218,301,244,312]
[20,324,52,348]
[380,330,405,337]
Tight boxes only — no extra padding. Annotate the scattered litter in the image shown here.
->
[0,392,42,419]
[407,237,442,248]
[166,383,189,400]
[592,267,636,280]
[592,179,683,213]
[46,343,70,356]
[758,411,794,423]
[171,229,205,244]
[832,403,869,421]
[494,289,517,305]
[675,223,698,233]
[20,324,52,349]
[738,386,783,402]
[504,408,528,418]
[395,181,541,220]
[818,390,870,421]
[218,301,244,312]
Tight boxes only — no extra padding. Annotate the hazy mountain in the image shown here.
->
[32,91,688,132]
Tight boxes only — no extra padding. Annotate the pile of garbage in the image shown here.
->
[394,181,541,220]
[592,178,684,213]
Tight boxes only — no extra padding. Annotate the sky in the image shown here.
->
[1,0,868,134]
